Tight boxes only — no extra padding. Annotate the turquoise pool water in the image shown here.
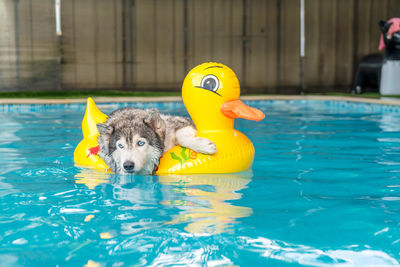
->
[1,100,400,266]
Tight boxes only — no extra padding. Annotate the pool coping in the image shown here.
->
[1,95,400,106]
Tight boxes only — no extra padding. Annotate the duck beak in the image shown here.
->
[221,100,265,121]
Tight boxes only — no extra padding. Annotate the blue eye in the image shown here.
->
[137,141,145,146]
[118,144,124,149]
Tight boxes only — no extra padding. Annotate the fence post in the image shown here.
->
[183,0,188,74]
[300,0,305,93]
[241,0,247,90]
[13,0,20,90]
[122,0,127,90]
[56,0,63,91]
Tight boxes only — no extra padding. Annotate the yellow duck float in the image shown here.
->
[74,62,265,174]
[74,97,109,171]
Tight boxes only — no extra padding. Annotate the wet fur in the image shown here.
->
[97,107,216,175]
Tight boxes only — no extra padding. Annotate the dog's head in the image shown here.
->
[97,109,165,175]
[379,18,400,51]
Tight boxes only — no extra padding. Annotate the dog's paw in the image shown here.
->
[192,138,217,155]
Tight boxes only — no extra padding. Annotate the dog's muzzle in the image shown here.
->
[123,161,135,173]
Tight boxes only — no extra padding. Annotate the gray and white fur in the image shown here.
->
[97,107,216,175]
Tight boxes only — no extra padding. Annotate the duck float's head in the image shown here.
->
[182,62,264,132]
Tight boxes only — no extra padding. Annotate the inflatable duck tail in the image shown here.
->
[82,97,108,140]
[74,98,109,171]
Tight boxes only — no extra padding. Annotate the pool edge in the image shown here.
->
[1,95,400,106]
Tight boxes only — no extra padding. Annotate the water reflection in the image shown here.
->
[0,114,25,196]
[74,168,111,189]
[110,175,159,206]
[74,169,253,235]
[378,113,400,132]
[159,172,253,234]
[376,114,400,167]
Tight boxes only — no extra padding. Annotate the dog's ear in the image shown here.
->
[379,20,386,31]
[97,123,113,136]
[144,109,166,138]
[379,20,392,33]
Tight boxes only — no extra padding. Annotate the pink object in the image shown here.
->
[379,18,400,50]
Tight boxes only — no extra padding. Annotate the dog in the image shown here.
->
[379,18,400,59]
[353,17,400,93]
[96,107,217,175]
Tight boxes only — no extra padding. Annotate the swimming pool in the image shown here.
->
[1,99,400,266]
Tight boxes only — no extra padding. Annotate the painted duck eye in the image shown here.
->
[201,75,219,92]
[118,144,124,149]
[137,140,145,146]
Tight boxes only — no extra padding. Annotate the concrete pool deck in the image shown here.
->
[1,95,400,106]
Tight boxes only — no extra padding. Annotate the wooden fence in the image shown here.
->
[0,0,399,93]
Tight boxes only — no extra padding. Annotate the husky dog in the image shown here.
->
[97,107,216,175]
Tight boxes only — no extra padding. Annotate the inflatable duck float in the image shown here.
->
[74,97,109,171]
[74,62,265,174]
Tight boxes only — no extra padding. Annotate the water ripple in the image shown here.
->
[241,236,399,267]
[1,101,400,265]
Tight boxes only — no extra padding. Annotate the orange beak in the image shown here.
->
[220,100,265,121]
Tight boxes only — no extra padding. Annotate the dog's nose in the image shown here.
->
[123,161,135,172]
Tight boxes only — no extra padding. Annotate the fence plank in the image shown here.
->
[212,0,236,66]
[334,0,355,88]
[124,0,135,88]
[186,0,244,85]
[134,0,157,88]
[61,0,77,88]
[114,0,124,89]
[73,0,97,89]
[155,0,182,89]
[388,0,400,18]
[304,0,320,88]
[370,0,387,51]
[279,0,300,89]
[319,0,338,87]
[16,0,33,89]
[230,0,244,82]
[355,0,372,64]
[173,0,186,85]
[0,0,18,90]
[321,1,338,86]
[96,0,122,89]
[187,0,213,67]
[245,0,277,91]
[12,0,58,91]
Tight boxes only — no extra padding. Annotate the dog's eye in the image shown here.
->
[118,144,124,149]
[201,75,219,92]
[137,140,145,146]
